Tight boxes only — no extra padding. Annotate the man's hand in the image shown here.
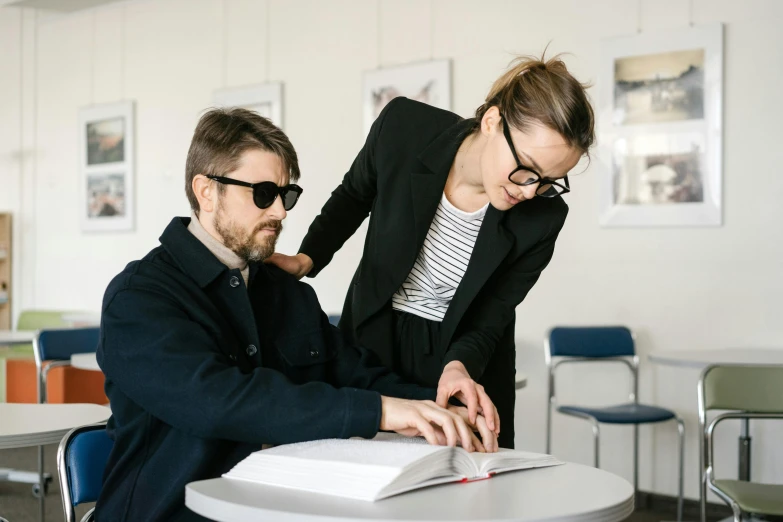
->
[264,253,314,279]
[380,397,483,452]
[447,404,498,453]
[436,361,500,436]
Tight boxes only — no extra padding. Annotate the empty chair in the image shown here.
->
[698,364,783,522]
[57,422,113,522]
[545,326,684,522]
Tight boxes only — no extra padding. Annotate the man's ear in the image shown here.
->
[193,174,216,213]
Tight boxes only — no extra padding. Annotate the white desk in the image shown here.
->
[0,403,110,450]
[71,352,100,371]
[649,348,783,369]
[0,403,111,522]
[649,347,783,513]
[186,462,634,522]
[514,372,527,390]
[0,330,35,347]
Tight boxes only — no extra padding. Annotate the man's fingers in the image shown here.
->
[470,431,485,453]
[475,414,498,453]
[452,412,475,452]
[414,417,440,447]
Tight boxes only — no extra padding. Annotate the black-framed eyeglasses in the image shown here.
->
[206,175,303,211]
[501,115,570,198]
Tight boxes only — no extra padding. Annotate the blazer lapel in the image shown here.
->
[439,205,513,353]
[411,118,476,252]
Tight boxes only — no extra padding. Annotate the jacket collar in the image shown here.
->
[159,217,272,288]
[416,117,476,176]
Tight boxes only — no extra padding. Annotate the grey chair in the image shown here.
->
[698,364,783,522]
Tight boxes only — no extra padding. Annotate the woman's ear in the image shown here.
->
[481,106,501,136]
[192,174,216,213]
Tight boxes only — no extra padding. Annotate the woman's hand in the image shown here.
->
[264,253,314,279]
[436,361,500,436]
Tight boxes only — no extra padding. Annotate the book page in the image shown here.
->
[261,438,446,468]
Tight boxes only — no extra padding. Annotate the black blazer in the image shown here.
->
[299,98,568,447]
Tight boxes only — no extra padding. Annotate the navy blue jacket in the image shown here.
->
[95,217,435,522]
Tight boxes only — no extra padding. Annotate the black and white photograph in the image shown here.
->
[613,49,704,126]
[614,141,704,205]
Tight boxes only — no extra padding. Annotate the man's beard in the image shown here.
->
[213,202,283,262]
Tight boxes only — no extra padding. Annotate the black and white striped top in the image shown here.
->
[392,193,488,322]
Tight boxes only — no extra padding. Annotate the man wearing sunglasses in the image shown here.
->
[94,108,496,522]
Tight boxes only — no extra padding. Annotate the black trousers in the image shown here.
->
[391,310,515,449]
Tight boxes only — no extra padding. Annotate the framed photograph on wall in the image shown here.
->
[79,101,135,232]
[599,23,723,227]
[363,59,451,135]
[213,82,283,129]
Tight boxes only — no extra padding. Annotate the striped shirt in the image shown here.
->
[392,193,488,322]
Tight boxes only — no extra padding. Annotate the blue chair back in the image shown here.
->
[36,327,100,361]
[548,326,635,358]
[57,423,113,522]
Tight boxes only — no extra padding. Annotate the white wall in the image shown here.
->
[1,0,782,502]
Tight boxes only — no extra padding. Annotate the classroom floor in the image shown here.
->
[0,444,768,522]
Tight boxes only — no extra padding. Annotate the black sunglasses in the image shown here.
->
[206,175,303,211]
[501,115,570,198]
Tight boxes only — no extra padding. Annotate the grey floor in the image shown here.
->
[0,445,739,522]
[0,444,92,522]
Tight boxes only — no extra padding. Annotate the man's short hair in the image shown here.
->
[185,108,300,212]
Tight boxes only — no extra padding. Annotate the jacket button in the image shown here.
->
[309,350,319,358]
[246,344,258,356]
[229,276,240,288]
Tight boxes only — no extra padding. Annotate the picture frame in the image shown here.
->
[78,100,135,232]
[363,59,451,135]
[598,23,724,227]
[213,82,284,129]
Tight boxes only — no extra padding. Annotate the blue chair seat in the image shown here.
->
[557,403,676,424]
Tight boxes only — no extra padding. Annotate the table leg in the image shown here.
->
[739,418,751,481]
[38,445,44,522]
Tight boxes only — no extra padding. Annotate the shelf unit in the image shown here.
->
[0,213,11,330]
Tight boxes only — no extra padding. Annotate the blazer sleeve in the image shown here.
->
[441,207,568,379]
[297,98,401,277]
[98,287,383,446]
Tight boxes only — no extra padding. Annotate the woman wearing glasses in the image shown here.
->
[269,54,595,448]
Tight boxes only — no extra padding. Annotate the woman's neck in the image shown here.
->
[445,132,490,213]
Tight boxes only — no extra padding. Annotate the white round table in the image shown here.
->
[71,352,100,371]
[649,348,783,484]
[0,330,35,347]
[0,403,111,522]
[186,462,634,522]
[0,403,110,450]
[649,348,783,369]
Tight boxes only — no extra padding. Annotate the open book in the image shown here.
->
[223,434,562,501]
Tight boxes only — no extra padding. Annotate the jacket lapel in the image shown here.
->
[411,118,476,258]
[439,205,513,353]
